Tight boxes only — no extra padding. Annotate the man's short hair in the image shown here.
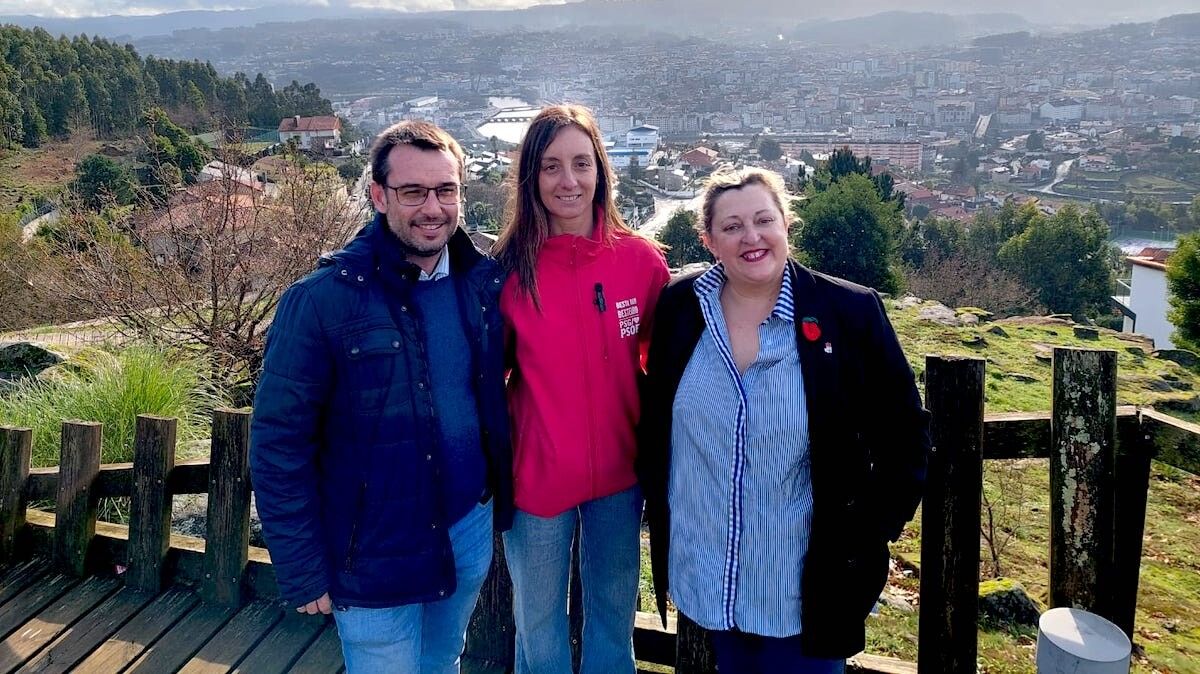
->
[368,120,466,186]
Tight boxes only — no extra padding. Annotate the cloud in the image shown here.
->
[0,0,553,17]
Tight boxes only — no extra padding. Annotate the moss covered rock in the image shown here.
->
[978,578,1044,628]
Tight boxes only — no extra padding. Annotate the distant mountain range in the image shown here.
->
[0,1,1194,42]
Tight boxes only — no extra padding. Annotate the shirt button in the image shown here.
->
[417,382,426,390]
[392,341,400,348]
[431,522,438,529]
[438,590,446,597]
[356,275,364,282]
[400,306,408,312]
[340,269,348,276]
[350,347,360,355]
[426,454,433,461]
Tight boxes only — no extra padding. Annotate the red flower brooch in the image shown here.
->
[801,317,821,342]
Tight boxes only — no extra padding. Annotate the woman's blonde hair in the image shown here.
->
[697,167,791,234]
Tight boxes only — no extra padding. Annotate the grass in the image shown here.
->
[0,140,103,213]
[0,343,229,465]
[1055,169,1199,203]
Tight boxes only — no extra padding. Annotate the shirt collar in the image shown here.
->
[694,263,795,324]
[418,247,451,282]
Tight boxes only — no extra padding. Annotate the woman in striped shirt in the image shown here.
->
[638,168,930,674]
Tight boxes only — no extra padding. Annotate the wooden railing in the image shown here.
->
[2,347,1199,673]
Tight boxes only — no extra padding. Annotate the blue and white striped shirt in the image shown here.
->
[668,264,813,638]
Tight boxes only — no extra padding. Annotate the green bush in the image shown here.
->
[0,344,229,466]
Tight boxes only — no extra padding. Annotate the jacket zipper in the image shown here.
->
[573,242,598,495]
[343,481,368,573]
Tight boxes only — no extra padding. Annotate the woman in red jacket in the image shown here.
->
[494,104,669,674]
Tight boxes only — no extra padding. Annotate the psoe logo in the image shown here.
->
[616,297,640,339]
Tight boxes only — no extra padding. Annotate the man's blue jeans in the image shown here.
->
[503,486,643,674]
[332,499,493,674]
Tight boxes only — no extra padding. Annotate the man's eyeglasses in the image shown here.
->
[385,184,462,206]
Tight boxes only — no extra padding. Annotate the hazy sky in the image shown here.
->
[1,0,1194,22]
[0,0,553,17]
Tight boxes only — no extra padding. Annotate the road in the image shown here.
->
[1034,158,1076,196]
[639,193,705,240]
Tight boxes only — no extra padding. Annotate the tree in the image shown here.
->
[809,147,902,206]
[1167,232,1200,352]
[465,202,498,232]
[966,201,1042,262]
[30,149,360,402]
[758,138,782,162]
[1190,195,1200,230]
[656,209,711,268]
[898,217,965,269]
[997,205,1114,317]
[792,173,902,293]
[904,251,1043,318]
[72,154,138,211]
[1026,130,1045,151]
[337,156,366,183]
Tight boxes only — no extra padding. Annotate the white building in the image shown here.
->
[625,125,660,150]
[277,115,342,151]
[1116,255,1175,350]
[1039,98,1083,123]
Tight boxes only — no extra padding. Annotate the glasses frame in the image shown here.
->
[384,183,463,207]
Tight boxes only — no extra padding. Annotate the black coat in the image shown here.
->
[636,260,931,659]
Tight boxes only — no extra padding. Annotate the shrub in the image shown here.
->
[0,344,229,466]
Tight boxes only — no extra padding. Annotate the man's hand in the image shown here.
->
[298,593,332,615]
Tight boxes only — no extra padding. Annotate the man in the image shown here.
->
[250,120,513,673]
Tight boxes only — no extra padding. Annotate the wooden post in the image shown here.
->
[675,613,716,674]
[1050,348,1117,615]
[55,421,102,576]
[0,426,33,561]
[200,409,252,606]
[918,355,985,674]
[1107,412,1152,640]
[126,415,178,592]
[464,533,516,668]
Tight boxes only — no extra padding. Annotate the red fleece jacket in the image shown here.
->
[502,226,670,517]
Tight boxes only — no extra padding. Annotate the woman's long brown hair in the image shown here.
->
[494,104,638,308]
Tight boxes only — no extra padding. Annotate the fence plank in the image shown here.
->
[1111,415,1153,640]
[25,459,211,502]
[126,415,177,593]
[201,409,252,606]
[54,421,102,576]
[918,355,985,674]
[1050,348,1117,615]
[0,426,32,561]
[1141,408,1200,475]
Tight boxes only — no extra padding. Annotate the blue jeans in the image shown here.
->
[333,499,493,674]
[503,486,643,674]
[709,629,846,674]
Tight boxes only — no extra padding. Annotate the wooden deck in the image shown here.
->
[0,558,343,674]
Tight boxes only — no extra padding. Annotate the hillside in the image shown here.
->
[887,297,1199,414]
[871,297,1200,672]
[0,25,332,151]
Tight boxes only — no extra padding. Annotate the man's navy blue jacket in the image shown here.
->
[250,215,513,609]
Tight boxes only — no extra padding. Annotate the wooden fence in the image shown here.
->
[2,347,1200,673]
